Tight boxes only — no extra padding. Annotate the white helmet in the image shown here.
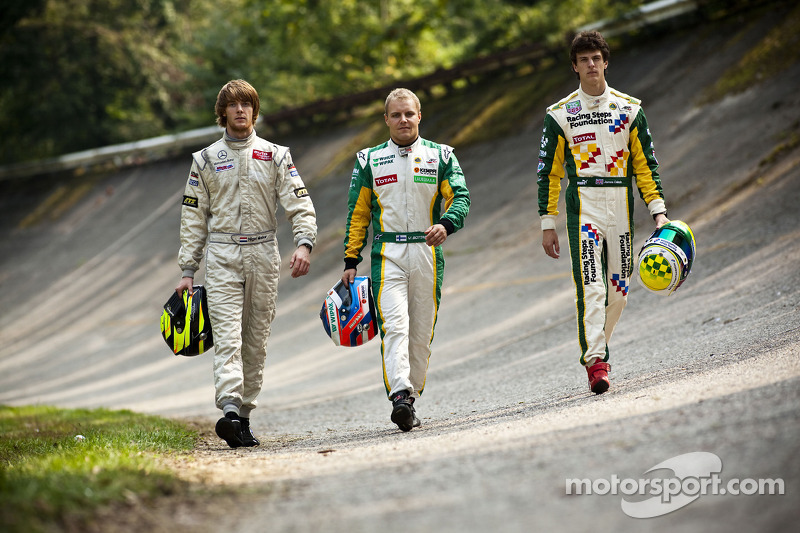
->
[637,220,696,295]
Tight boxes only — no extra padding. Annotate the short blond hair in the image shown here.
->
[384,88,421,115]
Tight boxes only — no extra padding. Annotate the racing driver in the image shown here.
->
[537,31,670,394]
[342,88,470,431]
[175,79,317,447]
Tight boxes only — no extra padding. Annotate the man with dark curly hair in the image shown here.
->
[536,31,670,394]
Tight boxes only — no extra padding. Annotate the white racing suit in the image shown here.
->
[537,85,666,367]
[344,137,470,399]
[178,131,316,417]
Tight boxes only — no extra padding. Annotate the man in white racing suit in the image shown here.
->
[175,79,317,447]
[537,32,669,394]
[342,88,470,431]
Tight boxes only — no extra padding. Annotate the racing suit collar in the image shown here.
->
[223,129,257,150]
[389,136,421,157]
[578,84,609,110]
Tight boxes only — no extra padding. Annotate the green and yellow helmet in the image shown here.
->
[637,220,696,296]
[160,286,214,356]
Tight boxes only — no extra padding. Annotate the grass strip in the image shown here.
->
[0,405,196,533]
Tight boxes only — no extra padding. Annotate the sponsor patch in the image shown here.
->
[188,179,199,186]
[573,133,597,144]
[182,195,198,208]
[190,171,199,178]
[215,163,234,172]
[414,175,436,184]
[293,187,309,198]
[442,146,452,162]
[237,233,273,244]
[253,150,272,161]
[619,232,632,278]
[327,301,337,333]
[371,154,395,167]
[581,224,599,285]
[567,111,613,129]
[289,164,299,177]
[414,156,422,163]
[566,100,582,115]
[375,174,398,187]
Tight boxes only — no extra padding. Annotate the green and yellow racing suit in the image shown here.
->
[344,137,470,398]
[537,85,666,366]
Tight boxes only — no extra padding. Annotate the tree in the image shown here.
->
[0,0,641,164]
[0,0,207,164]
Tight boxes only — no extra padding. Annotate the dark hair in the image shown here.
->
[215,79,260,128]
[570,31,610,77]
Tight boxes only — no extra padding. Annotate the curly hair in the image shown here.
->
[215,79,260,128]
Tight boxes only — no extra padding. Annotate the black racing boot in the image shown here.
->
[215,412,244,448]
[391,391,420,432]
[239,417,260,447]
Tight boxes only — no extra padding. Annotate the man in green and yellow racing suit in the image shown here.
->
[342,88,470,431]
[537,31,669,394]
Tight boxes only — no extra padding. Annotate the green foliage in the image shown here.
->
[0,405,195,533]
[0,0,642,165]
[0,0,207,163]
[200,0,639,113]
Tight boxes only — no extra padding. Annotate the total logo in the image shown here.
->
[375,174,398,186]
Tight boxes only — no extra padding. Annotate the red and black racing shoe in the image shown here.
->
[586,361,611,394]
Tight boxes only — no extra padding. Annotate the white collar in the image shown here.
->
[578,84,609,109]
